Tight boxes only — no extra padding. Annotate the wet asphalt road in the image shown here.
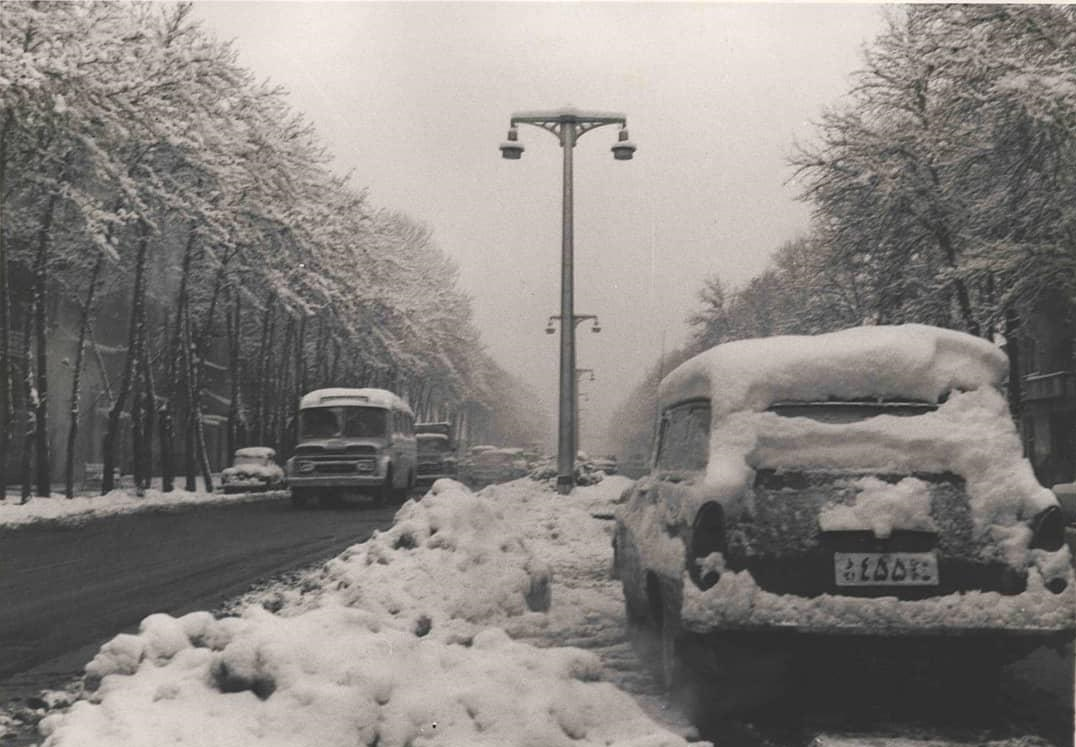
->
[0,495,396,686]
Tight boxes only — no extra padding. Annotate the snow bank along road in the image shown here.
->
[0,496,397,682]
[5,477,1073,747]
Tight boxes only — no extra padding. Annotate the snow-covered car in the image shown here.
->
[220,447,286,493]
[592,455,619,475]
[614,324,1074,716]
[464,448,529,487]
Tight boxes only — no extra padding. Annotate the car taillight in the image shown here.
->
[689,503,726,590]
[1029,505,1065,552]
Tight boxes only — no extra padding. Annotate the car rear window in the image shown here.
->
[768,400,937,424]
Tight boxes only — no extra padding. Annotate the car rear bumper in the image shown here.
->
[681,567,1076,640]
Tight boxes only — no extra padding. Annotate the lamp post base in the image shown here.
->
[556,474,574,495]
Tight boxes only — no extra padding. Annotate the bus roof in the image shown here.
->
[298,388,413,416]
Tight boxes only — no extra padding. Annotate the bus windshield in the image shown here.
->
[298,406,388,440]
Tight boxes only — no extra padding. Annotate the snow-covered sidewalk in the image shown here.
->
[31,477,703,747]
[0,482,286,529]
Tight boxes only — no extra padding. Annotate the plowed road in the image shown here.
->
[0,497,396,682]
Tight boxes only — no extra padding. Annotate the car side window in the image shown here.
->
[656,400,711,472]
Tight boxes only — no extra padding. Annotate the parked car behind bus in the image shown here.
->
[415,422,458,487]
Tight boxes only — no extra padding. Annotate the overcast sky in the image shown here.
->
[191,1,888,452]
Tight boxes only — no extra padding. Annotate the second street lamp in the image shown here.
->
[501,108,634,494]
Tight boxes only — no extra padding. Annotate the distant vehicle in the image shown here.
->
[285,388,416,508]
[464,447,528,487]
[592,455,619,475]
[220,447,286,494]
[415,422,458,487]
[1053,482,1076,525]
[614,324,1074,718]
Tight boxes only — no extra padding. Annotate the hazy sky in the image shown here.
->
[191,1,888,452]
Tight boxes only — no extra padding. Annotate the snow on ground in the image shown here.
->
[36,477,702,747]
[0,480,285,529]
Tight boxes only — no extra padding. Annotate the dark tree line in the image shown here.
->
[610,5,1076,459]
[0,2,543,499]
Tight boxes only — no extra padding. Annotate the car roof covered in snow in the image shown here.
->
[234,446,275,459]
[299,388,413,415]
[659,324,1007,417]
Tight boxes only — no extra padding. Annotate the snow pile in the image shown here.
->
[236,479,552,641]
[818,476,936,538]
[41,477,697,747]
[45,608,685,747]
[0,482,283,528]
[478,477,635,645]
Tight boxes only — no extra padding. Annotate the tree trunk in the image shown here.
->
[256,295,276,444]
[158,388,175,492]
[328,336,340,383]
[158,311,175,493]
[183,302,213,493]
[33,189,60,497]
[183,401,196,491]
[274,315,295,451]
[131,362,146,495]
[295,313,306,398]
[226,286,241,457]
[1004,307,1023,423]
[139,338,156,492]
[102,219,150,494]
[65,252,103,498]
[20,307,33,504]
[169,230,195,492]
[0,109,14,498]
[314,313,328,388]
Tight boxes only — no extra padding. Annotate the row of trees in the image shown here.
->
[0,2,543,499]
[610,5,1076,456]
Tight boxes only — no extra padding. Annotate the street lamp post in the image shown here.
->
[575,368,594,454]
[501,109,635,494]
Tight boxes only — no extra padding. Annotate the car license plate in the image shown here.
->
[834,552,939,587]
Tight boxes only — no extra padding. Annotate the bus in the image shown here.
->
[286,388,416,508]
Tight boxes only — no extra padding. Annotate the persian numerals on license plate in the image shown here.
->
[834,552,939,587]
